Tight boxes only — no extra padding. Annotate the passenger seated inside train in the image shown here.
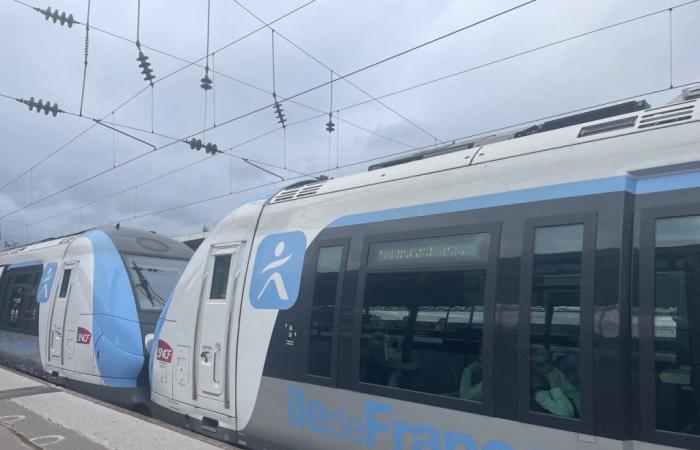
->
[530,345,581,418]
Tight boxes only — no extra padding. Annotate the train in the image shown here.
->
[149,86,700,450]
[0,226,192,410]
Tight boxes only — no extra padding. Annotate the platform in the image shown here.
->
[0,366,236,450]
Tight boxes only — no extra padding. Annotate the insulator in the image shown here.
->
[272,99,286,127]
[136,50,156,83]
[19,97,61,117]
[184,139,218,155]
[200,74,212,91]
[39,6,75,27]
[326,113,335,133]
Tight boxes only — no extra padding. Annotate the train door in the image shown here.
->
[195,243,242,403]
[48,262,77,366]
[638,199,700,449]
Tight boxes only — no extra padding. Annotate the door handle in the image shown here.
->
[200,351,210,363]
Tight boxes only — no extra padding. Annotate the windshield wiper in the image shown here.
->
[131,262,165,308]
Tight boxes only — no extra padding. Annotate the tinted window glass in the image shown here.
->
[125,255,188,310]
[210,254,232,300]
[529,224,583,418]
[1,269,41,334]
[360,233,489,401]
[59,269,71,298]
[308,246,344,377]
[654,215,700,434]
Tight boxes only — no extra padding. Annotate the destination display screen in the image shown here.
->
[369,233,490,266]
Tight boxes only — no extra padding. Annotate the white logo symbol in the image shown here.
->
[257,241,292,301]
[39,265,55,300]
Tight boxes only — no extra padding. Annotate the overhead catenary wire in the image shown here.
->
[2,0,319,197]
[78,0,91,116]
[230,0,442,143]
[8,80,699,239]
[5,0,698,239]
[2,0,698,215]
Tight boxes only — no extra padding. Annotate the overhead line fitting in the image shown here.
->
[34,6,76,28]
[17,96,63,117]
[184,138,219,155]
[272,93,287,128]
[136,45,156,84]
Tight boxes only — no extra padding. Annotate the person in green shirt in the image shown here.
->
[530,346,581,418]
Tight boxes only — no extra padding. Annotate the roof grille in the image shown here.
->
[578,116,637,138]
[638,104,694,129]
[270,181,326,204]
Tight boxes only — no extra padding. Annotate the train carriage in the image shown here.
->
[0,226,192,409]
[151,87,700,449]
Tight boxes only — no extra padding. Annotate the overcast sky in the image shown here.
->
[0,0,698,245]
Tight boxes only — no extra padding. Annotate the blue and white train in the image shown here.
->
[0,226,192,410]
[151,86,700,450]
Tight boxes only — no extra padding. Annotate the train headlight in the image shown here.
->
[144,333,155,354]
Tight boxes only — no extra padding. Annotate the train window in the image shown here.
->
[210,254,232,300]
[307,246,344,378]
[653,215,700,435]
[360,233,489,402]
[124,255,188,310]
[0,267,42,335]
[58,269,71,298]
[528,224,583,418]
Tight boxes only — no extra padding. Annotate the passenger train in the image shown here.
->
[150,85,700,450]
[0,226,192,410]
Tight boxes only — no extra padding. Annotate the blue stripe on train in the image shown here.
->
[329,171,700,228]
[85,230,143,388]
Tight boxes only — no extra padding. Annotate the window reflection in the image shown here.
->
[654,215,700,435]
[529,224,583,418]
[360,265,487,401]
[308,246,343,378]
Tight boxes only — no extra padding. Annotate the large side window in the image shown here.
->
[0,266,42,335]
[652,215,700,435]
[359,232,492,403]
[528,224,584,419]
[307,245,345,378]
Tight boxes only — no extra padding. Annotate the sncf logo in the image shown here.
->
[156,340,173,363]
[76,327,92,345]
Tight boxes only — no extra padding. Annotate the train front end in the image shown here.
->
[81,226,192,409]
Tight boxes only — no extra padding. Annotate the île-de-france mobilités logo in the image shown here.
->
[250,231,306,310]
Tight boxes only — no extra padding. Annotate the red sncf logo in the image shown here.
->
[77,327,92,345]
[156,340,173,363]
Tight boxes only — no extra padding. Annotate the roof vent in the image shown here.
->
[638,104,694,129]
[578,116,637,138]
[270,181,327,204]
[682,86,700,101]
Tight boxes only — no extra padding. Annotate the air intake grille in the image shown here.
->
[638,104,694,129]
[578,116,637,138]
[270,181,326,204]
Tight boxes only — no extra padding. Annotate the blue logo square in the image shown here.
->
[250,231,306,310]
[37,262,58,304]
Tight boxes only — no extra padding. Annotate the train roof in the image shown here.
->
[267,87,700,206]
[0,226,192,261]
